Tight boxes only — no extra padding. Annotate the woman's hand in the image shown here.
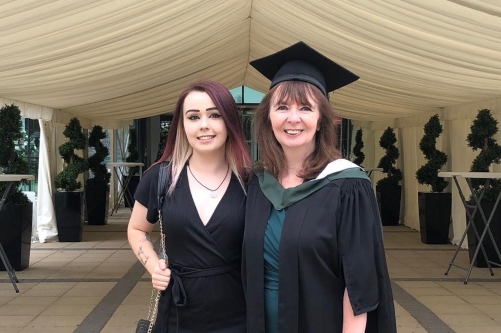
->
[152,258,171,291]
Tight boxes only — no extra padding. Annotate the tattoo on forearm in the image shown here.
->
[139,232,152,243]
[138,246,149,266]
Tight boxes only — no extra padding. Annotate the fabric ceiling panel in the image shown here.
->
[245,0,501,120]
[0,0,251,123]
[64,50,250,122]
[1,0,501,123]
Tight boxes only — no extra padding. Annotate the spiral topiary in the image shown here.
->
[466,109,501,201]
[376,127,402,187]
[352,128,365,166]
[54,117,88,191]
[416,114,448,192]
[86,125,110,189]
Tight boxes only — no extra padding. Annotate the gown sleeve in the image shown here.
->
[337,178,395,324]
[134,163,160,224]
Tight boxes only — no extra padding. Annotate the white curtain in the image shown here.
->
[36,120,58,243]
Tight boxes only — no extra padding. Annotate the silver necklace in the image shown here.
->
[187,164,230,198]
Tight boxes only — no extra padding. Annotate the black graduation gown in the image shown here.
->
[135,164,246,333]
[242,174,397,333]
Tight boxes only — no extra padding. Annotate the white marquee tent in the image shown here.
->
[1,0,501,244]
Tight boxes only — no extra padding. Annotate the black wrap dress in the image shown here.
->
[135,163,246,333]
[242,160,397,333]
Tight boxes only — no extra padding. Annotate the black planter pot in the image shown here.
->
[467,201,501,268]
[86,185,109,225]
[376,184,401,226]
[0,202,32,271]
[55,191,84,242]
[123,175,140,208]
[418,192,451,244]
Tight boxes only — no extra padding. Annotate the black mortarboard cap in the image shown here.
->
[250,41,359,96]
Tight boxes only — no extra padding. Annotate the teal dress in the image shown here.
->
[263,208,286,333]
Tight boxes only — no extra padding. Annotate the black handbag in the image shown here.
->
[135,319,153,333]
[135,162,170,333]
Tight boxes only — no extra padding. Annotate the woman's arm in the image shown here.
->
[127,201,170,290]
[342,288,367,333]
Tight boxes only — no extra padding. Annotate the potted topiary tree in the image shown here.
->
[465,109,501,267]
[416,114,451,244]
[124,127,140,207]
[86,125,110,225]
[352,128,365,166]
[376,127,403,226]
[0,104,33,271]
[54,117,88,242]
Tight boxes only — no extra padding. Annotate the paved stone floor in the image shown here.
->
[1,208,501,333]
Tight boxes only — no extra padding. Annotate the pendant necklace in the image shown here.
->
[187,164,230,198]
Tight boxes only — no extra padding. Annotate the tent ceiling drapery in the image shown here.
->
[1,0,501,124]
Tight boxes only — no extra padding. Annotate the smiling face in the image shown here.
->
[183,91,228,156]
[269,89,320,155]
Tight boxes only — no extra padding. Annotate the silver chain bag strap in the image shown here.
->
[135,162,169,333]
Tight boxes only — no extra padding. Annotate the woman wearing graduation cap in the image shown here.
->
[242,42,397,333]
